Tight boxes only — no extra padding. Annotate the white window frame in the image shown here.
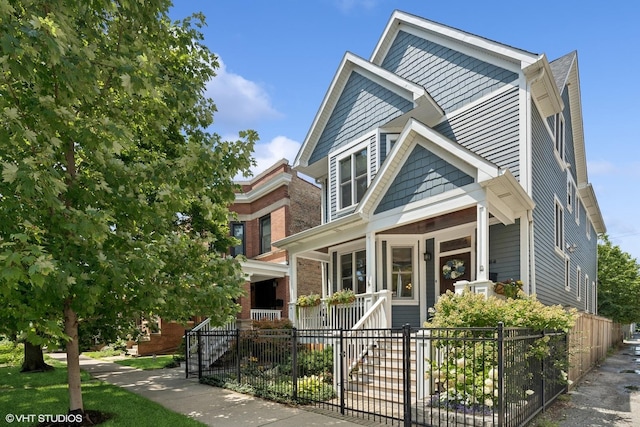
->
[385,134,399,156]
[583,274,588,306]
[339,249,367,294]
[332,240,366,294]
[564,255,571,292]
[385,237,419,305]
[566,176,575,214]
[575,198,581,225]
[586,218,592,240]
[576,266,582,301]
[554,112,566,167]
[554,196,565,257]
[336,140,370,211]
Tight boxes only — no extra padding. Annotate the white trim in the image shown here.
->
[566,174,575,214]
[576,266,582,301]
[384,236,420,306]
[553,112,566,169]
[235,199,288,222]
[333,137,371,213]
[583,274,589,309]
[234,173,292,203]
[564,255,571,292]
[554,195,565,258]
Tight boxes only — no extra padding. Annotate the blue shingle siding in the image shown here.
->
[489,221,521,283]
[309,72,412,164]
[374,144,473,214]
[531,103,597,311]
[381,31,518,114]
[434,87,520,178]
[392,305,421,328]
[531,103,567,306]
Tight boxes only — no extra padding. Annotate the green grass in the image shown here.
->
[82,348,127,359]
[0,362,205,426]
[113,355,176,370]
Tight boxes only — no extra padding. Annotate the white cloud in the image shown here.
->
[250,136,301,176]
[206,58,282,129]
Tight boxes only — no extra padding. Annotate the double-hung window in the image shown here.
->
[554,197,564,253]
[340,250,367,294]
[259,215,271,254]
[339,147,368,210]
[230,222,245,256]
[554,113,565,162]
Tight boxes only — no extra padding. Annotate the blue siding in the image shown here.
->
[392,305,421,328]
[381,31,518,114]
[531,103,597,310]
[309,72,412,164]
[374,145,473,214]
[434,87,521,179]
[489,221,521,283]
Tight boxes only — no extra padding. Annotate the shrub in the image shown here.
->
[252,318,293,329]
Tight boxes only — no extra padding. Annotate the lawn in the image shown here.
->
[0,360,205,427]
[113,355,177,370]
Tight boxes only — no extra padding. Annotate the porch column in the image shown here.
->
[476,200,489,282]
[365,231,376,293]
[289,253,297,320]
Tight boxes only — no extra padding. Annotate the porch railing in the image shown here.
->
[185,317,236,378]
[250,309,281,322]
[293,290,391,330]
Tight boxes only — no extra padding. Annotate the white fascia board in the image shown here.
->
[578,184,606,234]
[359,118,499,218]
[241,259,289,279]
[372,11,538,72]
[524,55,564,118]
[366,184,486,233]
[273,212,363,251]
[566,60,588,187]
[234,173,292,203]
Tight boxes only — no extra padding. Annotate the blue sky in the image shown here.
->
[169,1,640,262]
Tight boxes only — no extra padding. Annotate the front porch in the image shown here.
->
[277,170,535,330]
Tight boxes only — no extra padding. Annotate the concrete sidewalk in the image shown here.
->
[47,353,366,427]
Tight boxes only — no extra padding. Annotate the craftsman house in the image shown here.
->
[275,10,606,329]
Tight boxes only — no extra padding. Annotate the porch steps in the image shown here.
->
[345,337,418,402]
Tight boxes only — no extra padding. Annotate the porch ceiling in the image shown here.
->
[242,259,288,283]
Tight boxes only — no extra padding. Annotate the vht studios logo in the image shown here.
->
[5,413,84,423]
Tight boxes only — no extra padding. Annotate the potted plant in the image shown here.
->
[296,293,322,308]
[326,289,356,306]
[493,279,523,299]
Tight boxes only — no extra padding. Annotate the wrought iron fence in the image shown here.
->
[185,324,568,426]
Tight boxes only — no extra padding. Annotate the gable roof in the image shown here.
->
[549,51,606,233]
[293,52,442,177]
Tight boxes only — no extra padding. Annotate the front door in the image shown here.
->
[439,252,471,294]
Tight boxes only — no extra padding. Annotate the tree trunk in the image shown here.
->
[64,301,83,412]
[20,341,54,372]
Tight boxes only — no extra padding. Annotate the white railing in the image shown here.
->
[186,317,236,376]
[293,290,391,330]
[250,309,282,322]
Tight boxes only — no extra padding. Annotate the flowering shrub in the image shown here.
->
[296,294,321,307]
[326,289,356,305]
[425,292,577,411]
[494,279,523,299]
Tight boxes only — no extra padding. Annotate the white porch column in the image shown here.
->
[476,200,489,282]
[289,253,298,311]
[365,231,376,293]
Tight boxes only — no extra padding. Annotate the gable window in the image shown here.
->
[385,134,399,156]
[340,250,367,294]
[555,197,564,253]
[230,222,245,256]
[338,147,368,209]
[259,215,271,254]
[554,113,565,162]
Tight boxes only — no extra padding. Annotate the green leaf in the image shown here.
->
[2,162,18,183]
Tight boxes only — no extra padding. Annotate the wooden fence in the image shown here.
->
[567,313,623,387]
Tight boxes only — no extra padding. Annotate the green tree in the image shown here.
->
[597,234,640,323]
[0,0,255,415]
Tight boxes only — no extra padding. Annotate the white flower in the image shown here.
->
[484,378,493,387]
[456,358,465,368]
[525,389,535,396]
[567,380,573,386]
[484,398,494,408]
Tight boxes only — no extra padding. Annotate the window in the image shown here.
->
[554,113,565,162]
[340,250,366,294]
[385,134,399,155]
[564,256,570,291]
[566,178,575,213]
[555,198,564,252]
[583,274,589,306]
[586,218,592,240]
[338,147,368,209]
[391,247,414,299]
[576,266,582,301]
[230,222,245,256]
[575,199,581,225]
[259,215,271,254]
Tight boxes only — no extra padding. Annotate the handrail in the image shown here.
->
[351,297,387,330]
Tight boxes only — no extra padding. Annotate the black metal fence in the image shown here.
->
[185,324,567,427]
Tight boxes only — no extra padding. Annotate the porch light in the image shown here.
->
[423,251,432,261]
